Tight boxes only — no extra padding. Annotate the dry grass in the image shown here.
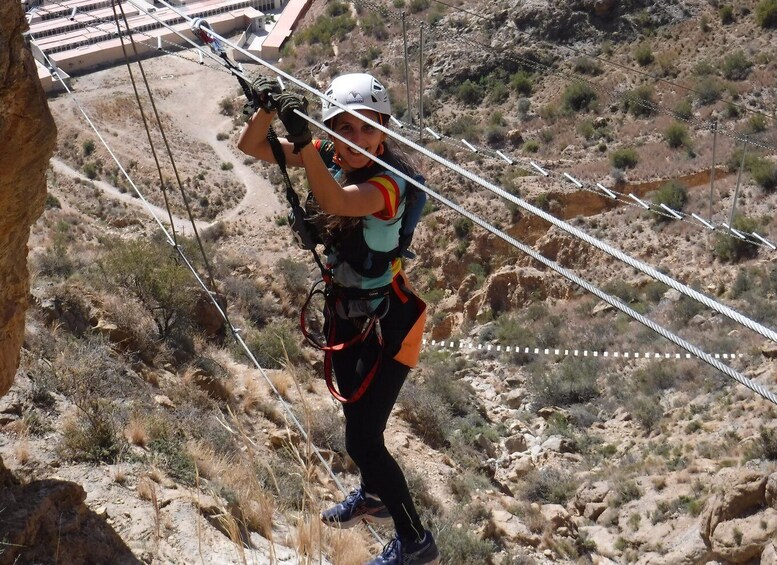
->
[15,436,31,465]
[113,465,128,485]
[269,371,293,400]
[188,440,230,481]
[325,530,372,565]
[125,416,149,447]
[137,476,157,501]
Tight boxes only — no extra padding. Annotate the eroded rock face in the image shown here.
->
[0,1,56,397]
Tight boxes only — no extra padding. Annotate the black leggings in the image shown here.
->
[328,291,425,543]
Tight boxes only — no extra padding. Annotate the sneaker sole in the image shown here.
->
[321,512,393,529]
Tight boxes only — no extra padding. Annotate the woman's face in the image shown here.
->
[330,109,386,171]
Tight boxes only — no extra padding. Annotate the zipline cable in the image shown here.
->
[130,0,777,347]
[111,0,220,293]
[32,40,366,541]
[305,112,777,405]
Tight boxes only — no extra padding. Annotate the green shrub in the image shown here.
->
[276,257,309,293]
[246,318,304,369]
[361,13,388,40]
[83,162,99,180]
[398,380,453,448]
[529,357,600,407]
[101,238,197,338]
[622,85,656,117]
[720,5,734,24]
[634,43,654,66]
[456,80,484,106]
[522,467,578,504]
[220,161,233,171]
[408,0,430,13]
[628,395,663,430]
[749,157,777,190]
[610,147,639,169]
[517,97,531,118]
[664,122,691,149]
[755,0,777,28]
[674,99,693,119]
[573,56,603,75]
[695,77,724,105]
[510,71,533,96]
[326,0,349,16]
[82,139,95,156]
[523,140,540,153]
[721,50,752,80]
[748,114,768,133]
[713,214,759,262]
[296,14,356,44]
[433,510,498,564]
[693,60,716,76]
[561,82,598,113]
[652,180,688,218]
[216,132,229,141]
[59,399,125,463]
[454,217,473,238]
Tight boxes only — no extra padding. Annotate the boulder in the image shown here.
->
[763,341,777,359]
[710,508,777,564]
[700,469,767,544]
[0,459,137,564]
[504,433,528,454]
[574,481,611,517]
[0,1,57,397]
[489,509,541,547]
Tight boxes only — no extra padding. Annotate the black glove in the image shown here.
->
[277,92,312,153]
[249,76,281,112]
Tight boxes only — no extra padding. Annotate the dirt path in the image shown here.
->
[50,157,212,233]
[148,56,286,222]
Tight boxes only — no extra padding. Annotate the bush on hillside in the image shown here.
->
[510,71,533,96]
[621,85,655,117]
[721,50,752,81]
[695,77,724,105]
[634,43,654,66]
[664,122,691,149]
[101,238,197,339]
[651,180,689,219]
[610,147,639,169]
[529,357,600,407]
[713,214,760,262]
[456,80,484,106]
[573,56,603,76]
[720,5,735,24]
[756,0,777,28]
[561,82,598,113]
[245,317,304,369]
[674,98,693,120]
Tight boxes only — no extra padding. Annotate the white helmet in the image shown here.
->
[321,73,391,123]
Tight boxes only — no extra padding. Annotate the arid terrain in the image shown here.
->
[2,0,777,564]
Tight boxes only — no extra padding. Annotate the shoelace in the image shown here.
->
[379,537,402,561]
[344,489,363,506]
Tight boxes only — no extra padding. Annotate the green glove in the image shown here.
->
[277,92,312,153]
[249,76,281,112]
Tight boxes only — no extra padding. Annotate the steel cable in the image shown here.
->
[133,0,777,346]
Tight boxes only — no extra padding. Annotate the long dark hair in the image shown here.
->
[309,134,420,244]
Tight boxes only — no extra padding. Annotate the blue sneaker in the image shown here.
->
[367,530,440,565]
[321,487,392,528]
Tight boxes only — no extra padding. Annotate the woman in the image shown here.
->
[237,73,439,565]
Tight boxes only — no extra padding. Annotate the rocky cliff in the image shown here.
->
[0,0,56,396]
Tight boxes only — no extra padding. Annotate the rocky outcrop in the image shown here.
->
[0,459,139,564]
[700,468,777,564]
[0,2,57,397]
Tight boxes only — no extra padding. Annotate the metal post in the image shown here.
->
[401,12,412,124]
[419,24,424,143]
[708,119,717,221]
[728,140,748,233]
